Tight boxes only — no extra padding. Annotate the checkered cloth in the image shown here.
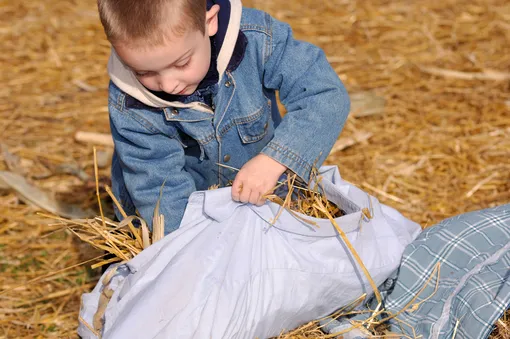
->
[346,204,510,339]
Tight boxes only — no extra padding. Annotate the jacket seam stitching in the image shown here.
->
[215,71,236,182]
[218,121,234,136]
[109,97,122,112]
[240,25,270,35]
[267,13,273,63]
[233,106,264,124]
[110,101,166,135]
[196,134,215,145]
[238,128,268,143]
[218,105,267,138]
[117,92,125,111]
[266,142,311,173]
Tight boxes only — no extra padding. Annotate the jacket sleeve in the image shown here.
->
[109,106,196,235]
[261,15,350,181]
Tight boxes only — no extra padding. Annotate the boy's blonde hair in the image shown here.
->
[98,0,207,46]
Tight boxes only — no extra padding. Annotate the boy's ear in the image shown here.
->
[205,4,220,37]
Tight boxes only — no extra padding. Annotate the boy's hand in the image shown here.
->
[232,154,287,206]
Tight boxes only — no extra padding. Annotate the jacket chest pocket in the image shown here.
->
[234,104,271,144]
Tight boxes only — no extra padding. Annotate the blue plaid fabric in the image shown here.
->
[343,204,510,339]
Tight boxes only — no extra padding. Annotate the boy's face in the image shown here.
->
[114,6,219,96]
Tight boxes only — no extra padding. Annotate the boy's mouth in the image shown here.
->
[176,87,188,95]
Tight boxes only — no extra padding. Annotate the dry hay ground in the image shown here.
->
[0,0,509,338]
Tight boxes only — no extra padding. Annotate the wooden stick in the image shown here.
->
[75,132,114,147]
[419,66,510,81]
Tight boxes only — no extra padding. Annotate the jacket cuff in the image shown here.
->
[261,140,313,181]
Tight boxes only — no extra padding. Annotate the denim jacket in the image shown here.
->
[108,6,350,234]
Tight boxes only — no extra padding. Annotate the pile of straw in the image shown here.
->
[0,0,508,337]
[266,171,346,221]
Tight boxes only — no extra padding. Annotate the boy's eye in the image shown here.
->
[175,58,191,69]
[134,71,154,77]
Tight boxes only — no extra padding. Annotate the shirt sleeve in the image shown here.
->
[261,15,350,181]
[109,105,196,235]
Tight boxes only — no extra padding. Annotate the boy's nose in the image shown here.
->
[158,77,178,94]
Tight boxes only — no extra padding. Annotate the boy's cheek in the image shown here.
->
[137,78,158,91]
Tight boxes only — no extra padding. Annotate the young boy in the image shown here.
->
[98,0,350,234]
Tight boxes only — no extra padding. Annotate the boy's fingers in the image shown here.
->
[239,186,251,203]
[231,178,243,201]
[249,191,261,205]
[232,192,240,202]
[256,194,266,206]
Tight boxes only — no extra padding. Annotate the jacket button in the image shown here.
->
[223,154,231,162]
[172,108,179,115]
[225,81,232,88]
[264,122,268,130]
